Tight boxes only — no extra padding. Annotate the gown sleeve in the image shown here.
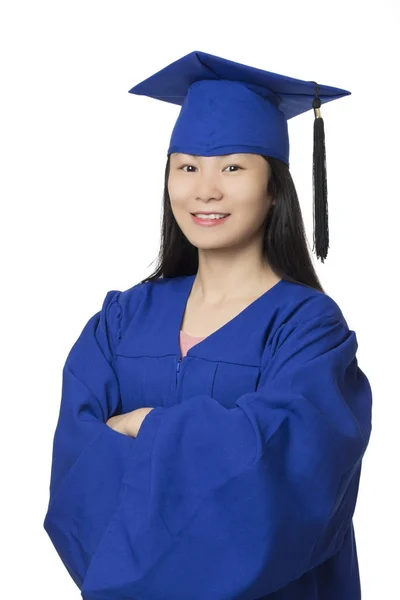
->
[43,289,135,589]
[80,312,373,600]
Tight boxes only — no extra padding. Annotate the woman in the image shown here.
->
[43,50,372,600]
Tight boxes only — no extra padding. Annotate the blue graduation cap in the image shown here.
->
[128,50,351,262]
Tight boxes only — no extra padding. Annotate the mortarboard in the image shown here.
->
[128,50,351,262]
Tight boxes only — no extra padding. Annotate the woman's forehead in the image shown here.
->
[172,153,255,160]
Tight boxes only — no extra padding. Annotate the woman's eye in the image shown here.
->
[180,164,241,172]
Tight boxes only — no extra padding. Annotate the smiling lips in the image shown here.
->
[191,213,231,226]
[190,211,230,217]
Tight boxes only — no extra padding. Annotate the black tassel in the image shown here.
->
[312,82,329,263]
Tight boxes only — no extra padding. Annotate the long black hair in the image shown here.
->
[139,155,325,293]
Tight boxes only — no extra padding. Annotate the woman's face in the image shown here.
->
[168,153,275,251]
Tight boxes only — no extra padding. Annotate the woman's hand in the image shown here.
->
[105,412,131,436]
[106,408,154,438]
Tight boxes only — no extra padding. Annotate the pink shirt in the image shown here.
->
[179,329,206,358]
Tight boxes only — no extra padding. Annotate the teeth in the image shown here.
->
[193,213,229,220]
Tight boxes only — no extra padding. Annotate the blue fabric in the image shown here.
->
[43,275,372,599]
[128,50,351,167]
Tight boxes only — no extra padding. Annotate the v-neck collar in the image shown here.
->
[174,274,288,363]
[115,274,293,366]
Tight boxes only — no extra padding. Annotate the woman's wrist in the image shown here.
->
[125,407,153,438]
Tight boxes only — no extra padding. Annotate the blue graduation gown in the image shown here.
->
[43,275,372,600]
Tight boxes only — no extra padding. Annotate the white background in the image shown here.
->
[1,1,399,598]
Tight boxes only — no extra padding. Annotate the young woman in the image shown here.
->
[43,51,372,600]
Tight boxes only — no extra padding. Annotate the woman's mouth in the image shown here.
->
[190,213,231,227]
